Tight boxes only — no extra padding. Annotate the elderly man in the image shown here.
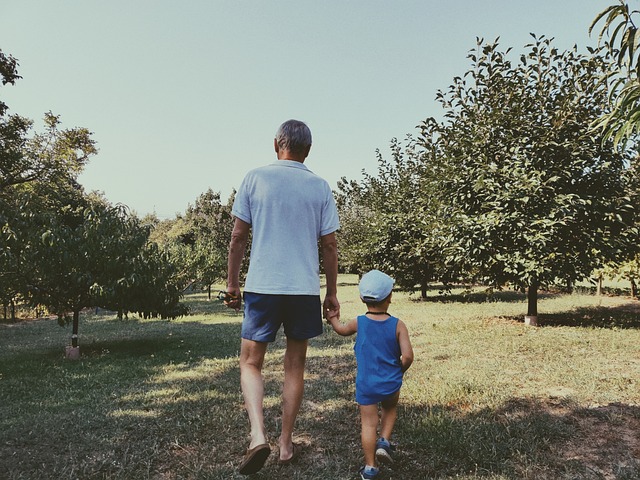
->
[226,119,340,474]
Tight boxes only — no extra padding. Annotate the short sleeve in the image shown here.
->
[231,175,252,224]
[320,185,340,236]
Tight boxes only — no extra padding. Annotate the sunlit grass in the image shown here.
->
[0,276,638,479]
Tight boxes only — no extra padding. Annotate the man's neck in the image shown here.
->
[275,145,309,163]
[278,157,305,163]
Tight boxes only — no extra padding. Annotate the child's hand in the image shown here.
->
[326,313,339,324]
[326,316,357,336]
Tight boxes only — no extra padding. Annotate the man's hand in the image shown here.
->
[224,287,242,311]
[323,294,340,322]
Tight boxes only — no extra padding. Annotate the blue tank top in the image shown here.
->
[354,314,403,405]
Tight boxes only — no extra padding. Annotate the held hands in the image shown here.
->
[326,313,340,328]
[325,311,340,335]
[323,294,340,323]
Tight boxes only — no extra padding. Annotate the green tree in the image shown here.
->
[336,137,446,298]
[1,111,97,319]
[183,189,234,298]
[590,0,640,147]
[1,111,95,191]
[603,155,640,297]
[0,49,187,337]
[28,197,187,349]
[334,182,372,275]
[145,190,238,300]
[601,256,640,296]
[419,36,637,321]
[0,48,21,116]
[0,49,27,317]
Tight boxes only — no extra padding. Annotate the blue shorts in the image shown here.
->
[241,292,323,342]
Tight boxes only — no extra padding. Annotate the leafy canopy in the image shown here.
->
[590,0,640,147]
[419,36,637,297]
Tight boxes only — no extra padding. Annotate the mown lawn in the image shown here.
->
[1,275,639,479]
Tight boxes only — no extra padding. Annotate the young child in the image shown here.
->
[327,269,414,480]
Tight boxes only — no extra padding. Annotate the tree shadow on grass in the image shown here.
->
[540,304,640,329]
[415,289,559,305]
[257,334,640,479]
[0,318,248,479]
[394,398,640,480]
[246,348,640,479]
[397,397,574,479]
[302,353,563,479]
[1,316,244,366]
[79,320,243,359]
[93,292,244,319]
[503,303,640,330]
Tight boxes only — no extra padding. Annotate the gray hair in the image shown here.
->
[275,119,312,155]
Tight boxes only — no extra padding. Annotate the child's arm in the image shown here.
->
[397,319,414,372]
[327,315,357,336]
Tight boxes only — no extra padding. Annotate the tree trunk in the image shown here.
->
[631,278,638,298]
[597,274,603,296]
[10,298,15,322]
[527,280,538,316]
[72,309,80,348]
[64,309,82,359]
[525,279,538,326]
[420,270,430,299]
[566,278,574,293]
[207,284,212,301]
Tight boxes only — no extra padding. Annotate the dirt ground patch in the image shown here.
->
[558,403,640,479]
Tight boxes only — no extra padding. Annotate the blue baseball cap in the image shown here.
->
[359,269,395,302]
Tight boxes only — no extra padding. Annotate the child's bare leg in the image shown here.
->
[359,404,379,467]
[379,390,400,441]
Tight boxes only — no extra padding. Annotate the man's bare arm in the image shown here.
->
[320,231,339,320]
[226,217,250,309]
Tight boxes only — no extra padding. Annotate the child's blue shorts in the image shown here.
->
[241,292,323,342]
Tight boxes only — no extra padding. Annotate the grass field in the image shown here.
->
[1,275,639,479]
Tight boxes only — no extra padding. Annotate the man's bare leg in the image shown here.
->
[279,337,308,461]
[239,338,269,448]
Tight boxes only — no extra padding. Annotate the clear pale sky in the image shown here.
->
[1,1,612,218]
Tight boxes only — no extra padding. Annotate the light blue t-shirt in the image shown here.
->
[232,160,340,295]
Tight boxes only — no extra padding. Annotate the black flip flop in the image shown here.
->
[238,443,271,475]
[277,443,301,466]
